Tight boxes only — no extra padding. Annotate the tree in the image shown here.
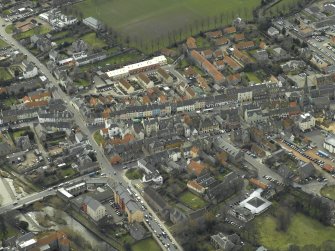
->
[18,220,29,230]
[276,207,291,232]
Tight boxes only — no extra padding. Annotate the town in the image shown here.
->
[0,0,335,251]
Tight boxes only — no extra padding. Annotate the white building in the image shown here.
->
[106,56,167,80]
[237,90,252,102]
[23,64,38,79]
[267,27,280,37]
[83,17,102,30]
[324,135,335,153]
[85,197,106,221]
[297,113,315,132]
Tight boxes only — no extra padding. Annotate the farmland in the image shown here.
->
[72,0,261,44]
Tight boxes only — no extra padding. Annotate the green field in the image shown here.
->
[73,0,261,45]
[0,68,13,81]
[14,25,51,40]
[246,72,261,83]
[179,191,207,210]
[0,39,8,49]
[81,32,107,48]
[321,185,335,201]
[265,0,302,16]
[93,130,105,146]
[131,238,162,251]
[125,168,144,180]
[255,213,335,250]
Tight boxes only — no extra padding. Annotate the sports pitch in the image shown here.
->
[73,0,261,42]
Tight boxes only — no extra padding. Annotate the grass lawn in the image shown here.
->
[179,191,207,210]
[0,67,13,81]
[80,51,142,71]
[60,168,77,178]
[12,129,28,139]
[5,24,14,34]
[321,185,335,201]
[14,25,51,40]
[125,168,143,180]
[0,39,8,49]
[246,72,261,83]
[196,37,211,48]
[131,238,162,251]
[93,130,105,146]
[81,32,107,48]
[255,213,335,250]
[72,0,261,47]
[3,97,18,108]
[75,79,91,87]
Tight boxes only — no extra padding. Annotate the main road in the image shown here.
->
[0,18,182,250]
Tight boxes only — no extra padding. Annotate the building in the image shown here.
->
[23,63,38,79]
[106,56,167,80]
[137,73,154,89]
[114,185,144,223]
[324,135,335,153]
[297,113,315,132]
[210,233,241,251]
[239,189,271,214]
[83,16,102,30]
[268,27,280,37]
[82,196,106,221]
[119,79,134,94]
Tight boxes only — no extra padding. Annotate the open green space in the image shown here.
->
[93,130,105,146]
[12,129,29,139]
[131,238,162,251]
[5,24,14,34]
[60,168,78,178]
[75,79,91,87]
[80,51,143,71]
[321,185,335,201]
[3,97,18,108]
[255,213,335,250]
[0,67,13,81]
[73,0,261,47]
[196,37,211,49]
[246,72,261,83]
[179,191,207,210]
[0,39,8,49]
[14,25,51,40]
[81,32,107,48]
[125,168,144,180]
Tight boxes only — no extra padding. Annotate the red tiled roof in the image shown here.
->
[187,160,206,176]
[186,37,197,49]
[224,26,236,34]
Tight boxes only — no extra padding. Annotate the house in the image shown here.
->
[234,41,256,51]
[143,186,169,217]
[119,79,134,94]
[215,37,229,46]
[23,63,38,79]
[185,86,196,99]
[201,49,213,59]
[190,50,225,84]
[206,30,222,39]
[49,50,59,62]
[297,113,315,132]
[187,160,207,176]
[254,49,269,61]
[211,233,241,251]
[186,36,197,50]
[137,73,154,89]
[114,185,144,223]
[157,68,173,84]
[223,56,242,72]
[83,17,102,30]
[268,27,280,37]
[187,180,206,194]
[82,196,106,221]
[72,39,88,53]
[234,33,245,42]
[298,162,315,180]
[324,135,335,153]
[224,26,236,34]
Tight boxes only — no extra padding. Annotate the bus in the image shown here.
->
[317,150,329,158]
[203,108,213,113]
